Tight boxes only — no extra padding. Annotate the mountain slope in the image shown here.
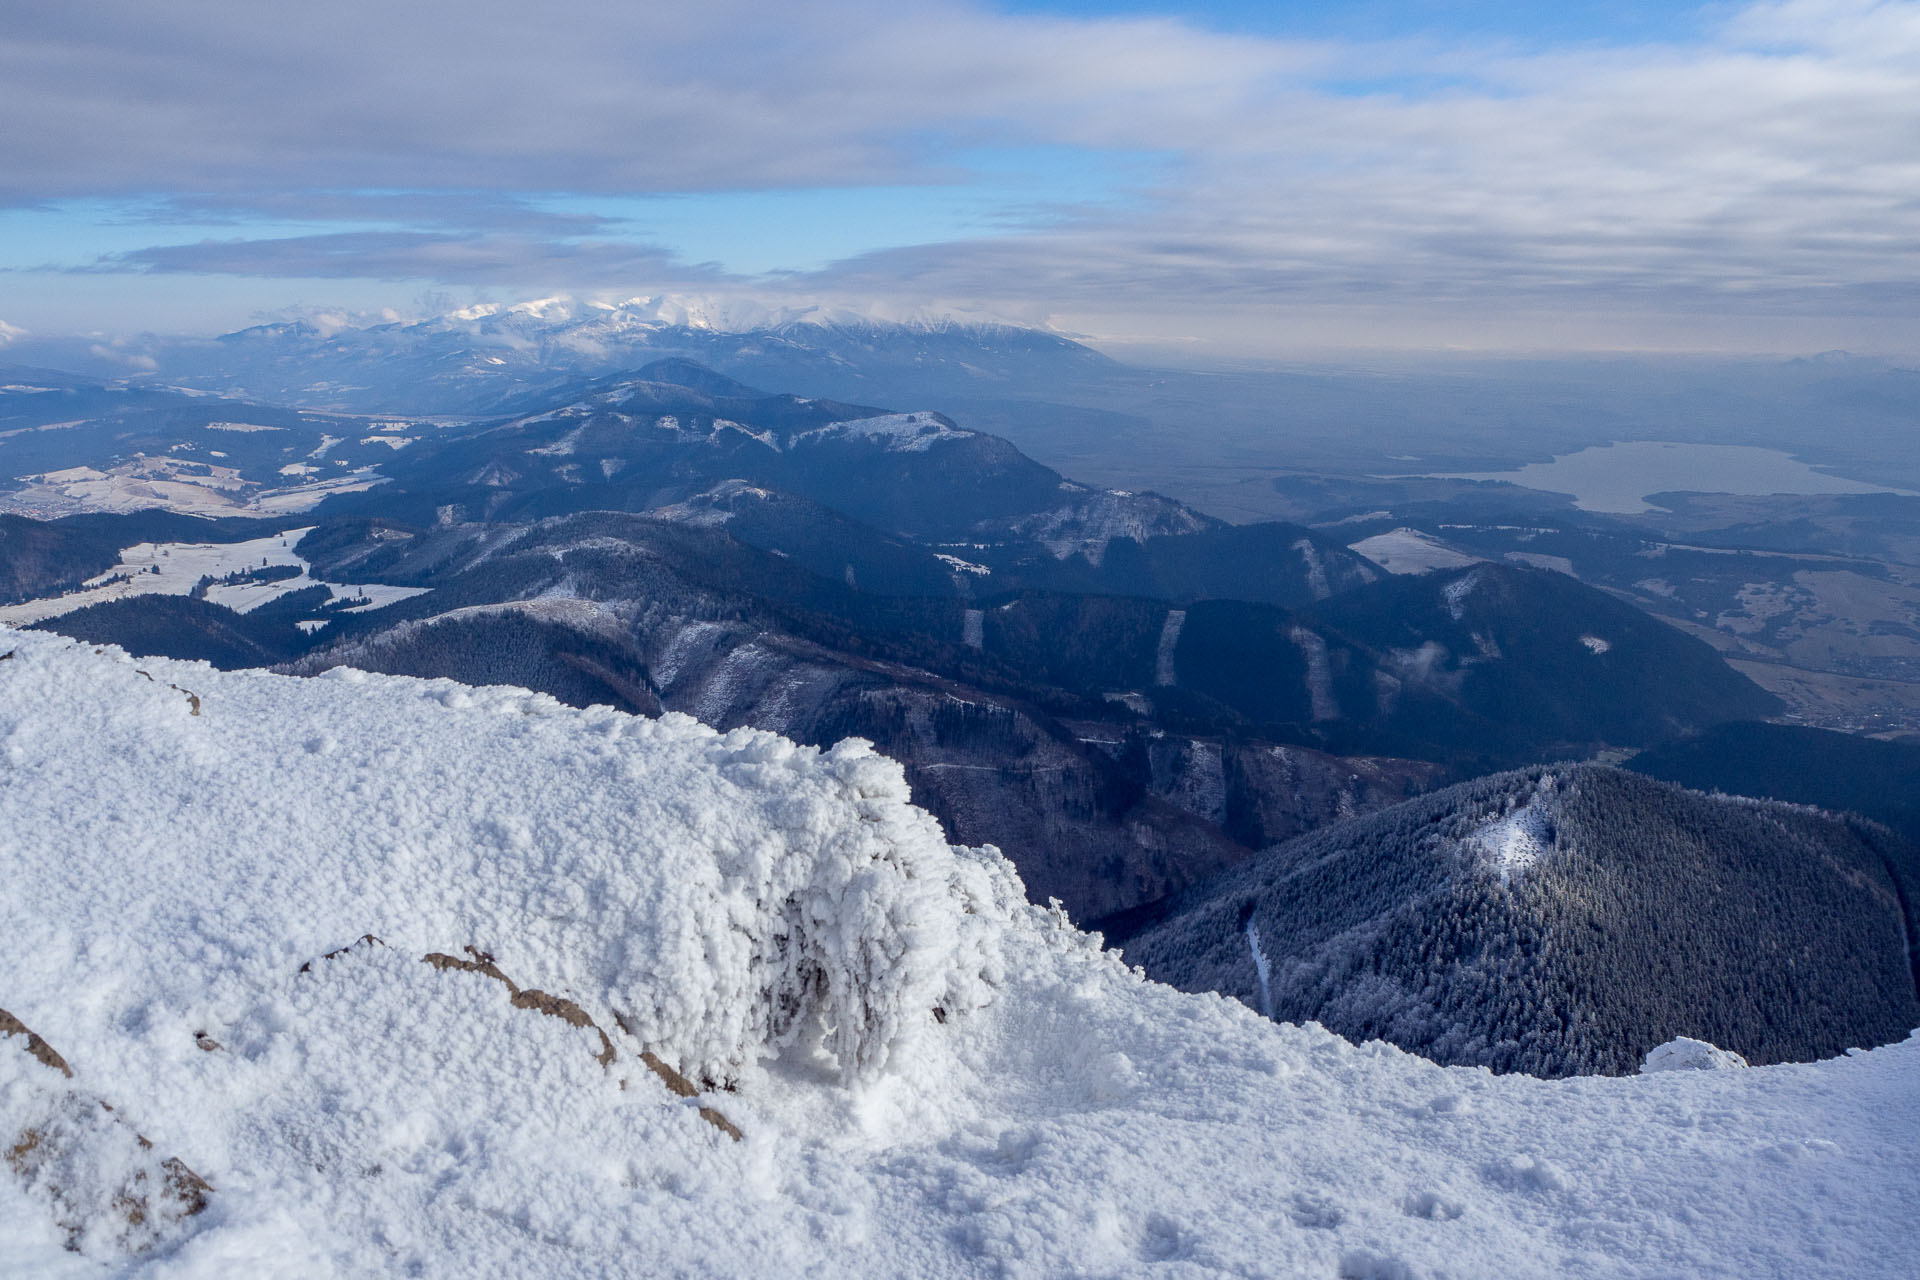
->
[0,368,412,518]
[0,510,290,604]
[1307,563,1782,759]
[1124,764,1920,1077]
[334,358,1200,549]
[3,630,1918,1278]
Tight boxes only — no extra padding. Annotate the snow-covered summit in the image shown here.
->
[2,629,1917,1276]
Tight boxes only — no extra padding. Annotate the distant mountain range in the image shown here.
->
[8,297,1117,417]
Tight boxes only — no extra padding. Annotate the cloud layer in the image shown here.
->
[6,0,1919,349]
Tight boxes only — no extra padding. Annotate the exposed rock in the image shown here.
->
[2,1007,211,1255]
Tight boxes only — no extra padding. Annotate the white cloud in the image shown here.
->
[6,0,1920,349]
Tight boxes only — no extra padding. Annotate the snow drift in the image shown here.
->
[3,627,1918,1277]
[0,629,1003,1095]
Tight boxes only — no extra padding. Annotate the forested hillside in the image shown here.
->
[1124,765,1920,1076]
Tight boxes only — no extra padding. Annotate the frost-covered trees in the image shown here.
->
[1125,765,1920,1076]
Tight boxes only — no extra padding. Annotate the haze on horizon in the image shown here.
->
[3,0,1918,359]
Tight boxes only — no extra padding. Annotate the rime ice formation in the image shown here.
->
[1641,1038,1751,1073]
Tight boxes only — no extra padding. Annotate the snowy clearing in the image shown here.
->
[935,553,991,576]
[0,457,389,520]
[1349,528,1483,575]
[796,412,971,452]
[1474,800,1555,884]
[0,630,1916,1278]
[0,528,427,626]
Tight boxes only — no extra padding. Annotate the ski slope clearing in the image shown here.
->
[1,629,1916,1277]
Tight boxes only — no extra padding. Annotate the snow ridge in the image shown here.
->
[0,631,997,1091]
[4,630,1919,1278]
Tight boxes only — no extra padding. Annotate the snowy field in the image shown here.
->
[0,528,427,627]
[0,459,389,521]
[0,629,1916,1278]
[1348,528,1483,575]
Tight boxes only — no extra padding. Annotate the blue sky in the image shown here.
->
[2,0,1917,355]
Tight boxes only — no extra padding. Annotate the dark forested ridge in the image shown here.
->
[1123,765,1920,1077]
[1630,721,1920,845]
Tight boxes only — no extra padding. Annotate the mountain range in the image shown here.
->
[8,357,1791,923]
[9,297,1117,418]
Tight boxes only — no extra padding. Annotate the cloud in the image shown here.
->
[0,1,1299,202]
[87,342,158,370]
[133,192,625,236]
[89,231,725,286]
[5,0,1920,348]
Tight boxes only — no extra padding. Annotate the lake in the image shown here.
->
[1431,441,1917,514]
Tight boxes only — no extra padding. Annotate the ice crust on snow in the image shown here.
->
[2,627,1918,1277]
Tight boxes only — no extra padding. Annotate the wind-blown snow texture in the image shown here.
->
[2,628,1917,1277]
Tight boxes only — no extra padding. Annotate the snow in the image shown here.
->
[1293,537,1333,600]
[1349,528,1482,576]
[1153,608,1185,686]
[962,608,984,650]
[1641,1039,1750,1074]
[1291,625,1340,721]
[1443,568,1485,621]
[1475,801,1553,884]
[1580,634,1612,655]
[794,413,970,453]
[0,529,427,626]
[2,628,1918,1278]
[1505,551,1577,577]
[0,418,86,440]
[1009,492,1212,564]
[1245,921,1274,1019]
[0,455,386,520]
[934,553,990,576]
